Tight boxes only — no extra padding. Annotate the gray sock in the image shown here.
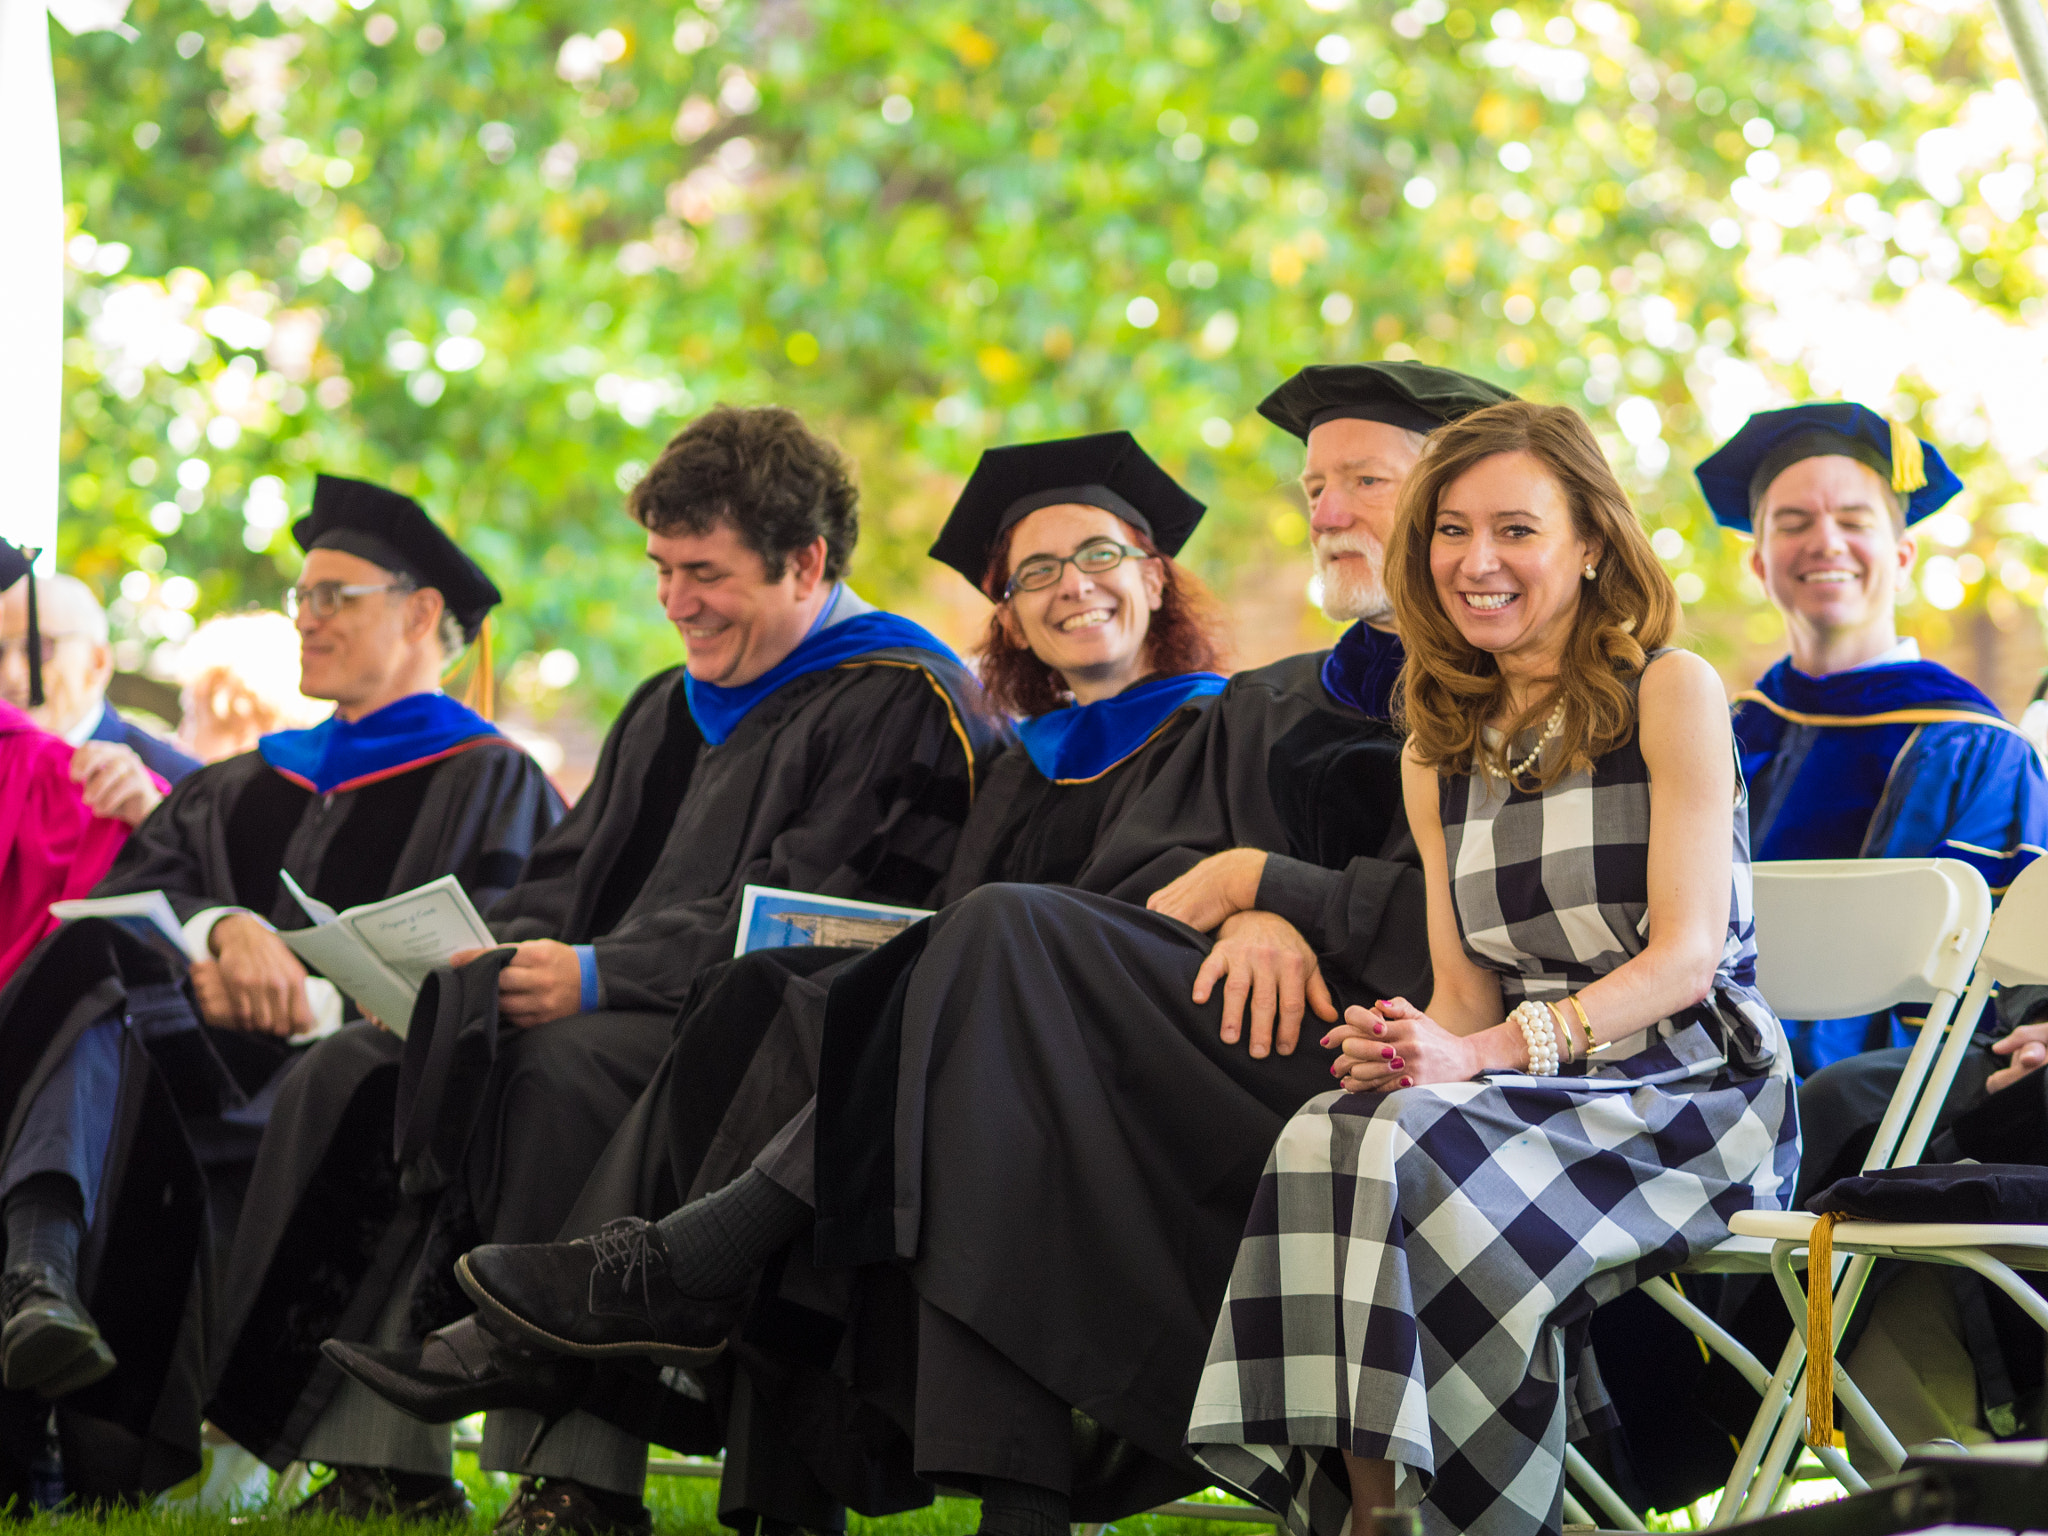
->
[2,1175,86,1289]
[652,1169,810,1299]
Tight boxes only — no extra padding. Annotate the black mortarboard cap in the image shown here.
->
[1258,362,1518,441]
[1694,402,1961,533]
[0,539,43,708]
[292,475,503,642]
[930,431,1206,594]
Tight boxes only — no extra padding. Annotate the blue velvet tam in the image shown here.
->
[1694,401,1961,533]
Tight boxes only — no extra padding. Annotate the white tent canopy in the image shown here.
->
[0,0,130,566]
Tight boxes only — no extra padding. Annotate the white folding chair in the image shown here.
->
[1723,855,2048,1519]
[1561,858,1996,1530]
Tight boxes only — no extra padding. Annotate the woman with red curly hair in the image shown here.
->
[930,430,1230,879]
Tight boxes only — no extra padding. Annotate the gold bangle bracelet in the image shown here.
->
[1566,994,1597,1056]
[1546,1001,1574,1064]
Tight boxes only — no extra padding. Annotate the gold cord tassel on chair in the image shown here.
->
[1887,419,1927,497]
[451,615,495,721]
[1805,1211,1843,1449]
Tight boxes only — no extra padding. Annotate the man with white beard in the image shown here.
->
[368,364,1516,1536]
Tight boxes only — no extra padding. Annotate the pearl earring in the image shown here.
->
[1582,564,1598,581]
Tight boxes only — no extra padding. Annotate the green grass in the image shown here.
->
[21,1445,1858,1534]
[19,1453,1279,1536]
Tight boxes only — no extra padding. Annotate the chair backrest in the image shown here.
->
[1751,858,1992,1021]
[1975,854,2048,989]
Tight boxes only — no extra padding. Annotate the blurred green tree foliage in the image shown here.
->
[51,0,2048,717]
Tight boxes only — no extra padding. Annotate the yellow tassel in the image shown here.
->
[1805,1211,1843,1449]
[1887,419,1927,496]
[451,615,495,721]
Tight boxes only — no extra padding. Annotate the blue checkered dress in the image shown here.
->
[1187,698,1800,1536]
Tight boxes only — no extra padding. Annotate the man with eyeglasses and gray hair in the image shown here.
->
[0,475,564,1512]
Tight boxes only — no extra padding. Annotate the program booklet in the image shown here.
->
[275,872,497,1037]
[49,890,201,962]
[733,885,932,957]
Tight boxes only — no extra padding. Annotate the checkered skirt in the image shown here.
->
[1188,715,1799,1536]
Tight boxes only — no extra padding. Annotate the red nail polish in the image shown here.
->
[1400,1076,1414,1087]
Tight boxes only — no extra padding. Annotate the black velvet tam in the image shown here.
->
[930,431,1204,593]
[1257,361,1516,442]
[292,474,502,641]
[0,538,30,595]
[1808,1162,2048,1224]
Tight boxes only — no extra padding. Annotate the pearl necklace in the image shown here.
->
[1506,703,1565,781]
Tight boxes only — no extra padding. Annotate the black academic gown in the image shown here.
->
[207,650,1001,1470]
[0,733,560,1505]
[552,708,1208,1255]
[581,652,1429,1530]
[504,706,1207,1510]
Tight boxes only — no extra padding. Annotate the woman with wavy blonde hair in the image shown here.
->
[1189,401,1798,1536]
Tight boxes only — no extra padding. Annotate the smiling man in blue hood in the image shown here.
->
[0,476,563,1511]
[1698,403,2048,1076]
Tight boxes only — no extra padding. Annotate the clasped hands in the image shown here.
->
[1323,999,1485,1094]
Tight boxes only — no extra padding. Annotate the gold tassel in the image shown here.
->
[452,615,495,720]
[1887,419,1927,496]
[1805,1211,1843,1449]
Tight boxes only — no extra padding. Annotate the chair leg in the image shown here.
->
[1811,1440,1869,1493]
[1740,1394,1813,1522]
[1827,1361,1907,1473]
[1562,1444,1646,1532]
[1736,1251,1820,1527]
[1709,1333,1807,1528]
[1947,1250,2048,1333]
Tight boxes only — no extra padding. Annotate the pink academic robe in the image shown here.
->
[0,699,147,987]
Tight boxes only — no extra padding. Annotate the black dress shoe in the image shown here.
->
[491,1477,651,1536]
[287,1466,473,1522]
[0,1264,115,1399]
[322,1315,594,1424]
[457,1218,742,1366]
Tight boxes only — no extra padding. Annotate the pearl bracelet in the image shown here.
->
[1509,1000,1560,1076]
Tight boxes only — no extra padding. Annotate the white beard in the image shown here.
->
[1313,541,1392,625]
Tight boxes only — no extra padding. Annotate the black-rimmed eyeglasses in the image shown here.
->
[1003,539,1150,599]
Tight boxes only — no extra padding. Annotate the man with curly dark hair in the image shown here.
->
[204,405,1004,1536]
